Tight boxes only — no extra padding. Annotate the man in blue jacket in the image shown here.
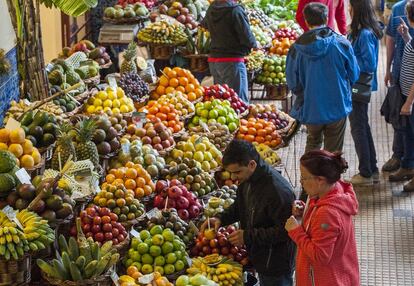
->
[286,3,360,153]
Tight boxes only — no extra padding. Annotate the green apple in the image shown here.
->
[208,119,217,124]
[192,115,200,125]
[193,151,204,162]
[141,253,154,264]
[125,258,133,268]
[131,262,142,271]
[209,109,218,119]
[137,242,149,254]
[175,260,185,271]
[131,237,141,250]
[152,234,164,246]
[203,151,212,162]
[217,116,227,125]
[196,108,204,116]
[176,275,190,286]
[228,122,238,133]
[155,256,166,266]
[139,230,150,241]
[164,264,175,275]
[131,250,141,261]
[150,225,163,235]
[162,241,174,255]
[149,245,162,256]
[162,229,175,242]
[141,264,153,274]
[200,109,209,118]
[166,253,177,264]
[155,266,164,275]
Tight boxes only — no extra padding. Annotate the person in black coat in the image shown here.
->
[200,140,296,286]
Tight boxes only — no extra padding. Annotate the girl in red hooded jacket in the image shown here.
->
[285,150,360,286]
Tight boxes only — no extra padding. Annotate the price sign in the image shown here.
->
[110,271,120,286]
[199,121,210,133]
[132,112,147,128]
[15,168,31,184]
[130,228,140,238]
[2,206,23,230]
[138,273,154,284]
[146,208,161,219]
[108,76,118,91]
[185,256,193,267]
[121,143,130,154]
[95,186,102,194]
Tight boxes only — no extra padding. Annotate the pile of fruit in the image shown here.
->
[19,110,58,149]
[253,142,281,166]
[176,274,218,286]
[0,128,42,169]
[249,103,291,130]
[8,181,75,222]
[255,55,287,86]
[186,27,211,55]
[0,209,55,260]
[118,0,157,9]
[190,100,239,133]
[138,21,188,46]
[186,254,245,285]
[90,114,122,156]
[59,40,111,67]
[269,38,293,56]
[158,2,198,29]
[104,3,149,20]
[152,67,204,102]
[203,84,249,115]
[203,195,234,218]
[85,87,135,115]
[51,93,80,113]
[245,50,266,72]
[5,100,67,124]
[37,232,120,282]
[124,226,189,275]
[125,117,176,152]
[119,267,174,286]
[247,7,276,27]
[140,101,184,134]
[48,57,84,86]
[118,72,150,102]
[215,171,238,188]
[237,118,282,148]
[158,92,195,119]
[73,206,128,245]
[166,135,222,172]
[274,27,298,41]
[153,179,202,221]
[93,182,146,221]
[214,185,237,200]
[185,122,233,152]
[104,162,155,199]
[250,25,272,47]
[159,159,216,197]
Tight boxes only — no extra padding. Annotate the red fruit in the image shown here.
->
[80,210,87,218]
[91,224,101,234]
[235,253,243,261]
[202,246,212,255]
[99,207,111,216]
[109,213,118,221]
[86,232,93,238]
[218,237,228,247]
[226,225,236,234]
[82,215,93,224]
[93,216,102,225]
[209,239,218,248]
[118,234,125,242]
[82,224,91,233]
[112,238,119,245]
[101,215,111,224]
[102,223,112,232]
[104,232,113,241]
[212,248,220,254]
[94,232,104,242]
[70,226,77,236]
[221,246,230,255]
[169,179,181,187]
[196,241,203,249]
[86,207,96,217]
[230,246,239,255]
[201,237,209,246]
[155,180,169,192]
[112,228,120,237]
[190,247,199,256]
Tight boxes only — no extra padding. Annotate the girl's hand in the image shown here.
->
[401,101,413,116]
[285,216,300,232]
[397,19,411,43]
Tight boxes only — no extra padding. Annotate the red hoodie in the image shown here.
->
[288,180,359,286]
[296,0,347,35]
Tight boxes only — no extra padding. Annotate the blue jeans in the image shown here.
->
[393,130,405,160]
[401,112,414,169]
[349,101,378,177]
[258,273,293,286]
[209,61,249,103]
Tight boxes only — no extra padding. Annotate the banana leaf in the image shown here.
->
[40,0,98,17]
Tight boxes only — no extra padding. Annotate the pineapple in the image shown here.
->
[120,42,137,74]
[75,119,99,170]
[52,123,77,171]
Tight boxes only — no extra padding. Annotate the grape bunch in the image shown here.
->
[118,72,149,101]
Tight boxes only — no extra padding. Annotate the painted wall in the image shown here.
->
[40,5,62,63]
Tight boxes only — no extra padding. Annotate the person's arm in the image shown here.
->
[288,208,341,265]
[335,0,347,35]
[286,47,300,92]
[401,83,414,115]
[296,0,310,32]
[233,7,257,49]
[343,41,360,85]
[385,36,395,86]
[356,31,378,74]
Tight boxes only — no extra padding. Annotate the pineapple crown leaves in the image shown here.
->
[123,42,137,61]
[75,118,97,142]
[56,122,74,144]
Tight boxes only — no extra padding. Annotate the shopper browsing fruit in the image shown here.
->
[285,150,359,286]
[201,0,257,103]
[200,140,296,286]
[286,2,360,153]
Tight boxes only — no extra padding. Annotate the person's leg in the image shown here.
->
[258,273,293,286]
[323,117,347,152]
[234,62,249,103]
[208,62,220,85]
[305,124,324,153]
[389,121,414,181]
[382,129,403,171]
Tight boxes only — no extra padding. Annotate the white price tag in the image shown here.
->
[146,208,161,219]
[121,143,130,154]
[15,168,31,184]
[130,229,140,238]
[2,206,23,230]
[110,271,120,286]
[189,221,199,233]
[138,273,154,284]
[96,186,102,194]
[5,118,21,131]
[199,121,210,133]
[108,76,118,91]
[185,256,193,266]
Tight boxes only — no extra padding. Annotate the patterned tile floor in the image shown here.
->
[269,42,414,285]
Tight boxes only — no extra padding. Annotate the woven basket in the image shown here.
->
[263,84,289,100]
[185,54,209,73]
[0,254,31,285]
[41,270,112,286]
[150,45,176,60]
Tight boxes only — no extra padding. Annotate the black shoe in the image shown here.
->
[389,168,414,182]
[382,157,401,172]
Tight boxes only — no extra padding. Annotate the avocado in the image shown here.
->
[22,126,29,136]
[63,195,76,207]
[6,191,19,207]
[56,203,73,219]
[26,135,37,146]
[33,112,49,126]
[43,123,57,134]
[31,199,46,214]
[46,194,63,211]
[42,133,55,146]
[41,210,56,222]
[15,198,29,210]
[20,111,34,126]
[66,103,76,112]
[17,184,36,200]
[28,125,43,140]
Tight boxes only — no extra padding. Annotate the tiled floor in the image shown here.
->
[273,43,414,285]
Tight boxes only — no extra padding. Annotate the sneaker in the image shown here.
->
[389,168,414,182]
[382,157,401,172]
[403,179,414,192]
[372,171,380,184]
[351,174,373,186]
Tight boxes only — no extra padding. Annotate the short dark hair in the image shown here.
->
[300,150,348,184]
[222,139,259,167]
[303,2,329,27]
[407,0,414,23]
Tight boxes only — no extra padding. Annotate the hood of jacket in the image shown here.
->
[294,27,337,58]
[209,0,239,23]
[314,180,358,216]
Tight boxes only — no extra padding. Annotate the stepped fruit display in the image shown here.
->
[247,7,276,27]
[104,3,149,20]
[185,122,233,152]
[0,209,55,260]
[186,254,244,286]
[157,92,195,119]
[237,118,282,148]
[137,21,188,46]
[0,150,19,194]
[135,208,196,244]
[159,159,217,197]
[167,135,222,172]
[245,49,266,72]
[37,230,120,281]
[158,1,198,29]
[189,100,239,133]
[90,114,122,156]
[140,101,184,134]
[125,117,175,152]
[19,110,58,148]
[119,267,174,286]
[253,142,281,165]
[269,37,293,56]
[151,67,204,102]
[0,127,42,169]
[119,72,150,101]
[153,179,203,221]
[74,118,100,169]
[203,84,249,115]
[255,55,287,85]
[124,226,189,275]
[249,103,290,130]
[203,193,235,218]
[73,206,128,245]
[7,182,75,222]
[85,87,135,115]
[104,162,155,199]
[51,122,77,170]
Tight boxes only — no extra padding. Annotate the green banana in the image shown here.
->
[59,234,69,253]
[69,261,82,281]
[52,258,70,280]
[37,259,59,279]
[92,252,111,277]
[61,251,72,275]
[68,237,79,261]
[84,260,98,279]
[75,255,86,269]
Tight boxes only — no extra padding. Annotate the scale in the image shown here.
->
[98,23,140,45]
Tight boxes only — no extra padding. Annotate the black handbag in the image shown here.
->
[352,72,373,103]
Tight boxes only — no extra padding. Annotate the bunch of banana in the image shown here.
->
[37,234,120,282]
[0,209,54,260]
[187,255,243,286]
[4,100,66,124]
[253,142,281,165]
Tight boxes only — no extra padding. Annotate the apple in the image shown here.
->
[168,186,183,199]
[178,209,189,220]
[176,197,189,209]
[188,205,200,218]
[156,180,169,192]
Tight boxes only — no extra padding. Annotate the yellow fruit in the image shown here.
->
[117,87,125,98]
[86,105,96,114]
[93,98,103,107]
[97,91,108,101]
[32,149,41,165]
[0,128,10,143]
[20,155,35,168]
[9,128,26,144]
[112,108,120,114]
[120,105,129,113]
[127,103,134,112]
[95,106,103,112]
[23,139,33,155]
[108,92,117,100]
[8,144,23,158]
[103,107,112,113]
[119,97,129,105]
[103,99,113,108]
[0,143,8,150]
[112,99,121,108]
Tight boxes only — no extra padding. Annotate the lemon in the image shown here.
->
[120,105,129,113]
[119,97,129,105]
[95,106,103,112]
[112,107,120,114]
[117,87,125,98]
[103,106,112,113]
[127,103,135,112]
[97,91,108,101]
[87,97,95,105]
[103,99,113,108]
[108,91,117,100]
[112,99,121,108]
[93,98,103,106]
[86,105,95,113]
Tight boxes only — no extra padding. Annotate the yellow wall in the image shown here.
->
[40,6,62,63]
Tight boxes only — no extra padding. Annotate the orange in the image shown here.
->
[159,76,169,87]
[244,135,255,142]
[20,155,35,168]
[127,266,139,277]
[240,119,248,126]
[160,106,170,114]
[0,129,10,143]
[114,178,125,186]
[143,185,152,196]
[169,78,179,87]
[8,144,23,158]
[255,136,265,143]
[135,177,146,188]
[167,113,177,121]
[178,77,188,86]
[167,70,177,78]
[109,169,117,175]
[9,128,25,144]
[195,88,204,98]
[148,106,159,114]
[125,161,135,168]
[187,92,196,102]
[125,168,138,179]
[114,168,125,179]
[116,198,126,207]
[264,127,273,135]
[135,187,145,198]
[173,67,183,75]
[173,124,182,133]
[124,179,136,190]
[265,135,273,142]
[254,123,264,130]
[156,112,168,121]
[156,85,166,96]
[185,84,195,93]
[176,86,186,93]
[165,86,176,94]
[105,174,116,184]
[247,127,257,136]
[142,173,152,184]
[239,126,248,134]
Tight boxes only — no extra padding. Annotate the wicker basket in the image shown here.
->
[185,54,209,73]
[0,254,31,285]
[41,271,112,286]
[39,144,55,163]
[263,84,289,100]
[114,234,130,258]
[103,16,148,25]
[25,158,46,178]
[150,45,176,60]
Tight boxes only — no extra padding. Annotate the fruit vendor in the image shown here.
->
[201,0,257,103]
[200,140,296,286]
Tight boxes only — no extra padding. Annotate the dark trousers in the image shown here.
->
[305,117,347,153]
[259,272,293,286]
[349,101,378,177]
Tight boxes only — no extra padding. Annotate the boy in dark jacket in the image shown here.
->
[200,140,296,286]
[201,0,256,103]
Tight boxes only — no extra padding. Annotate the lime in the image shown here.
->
[141,264,153,275]
[139,230,150,241]
[161,241,174,255]
[164,264,175,275]
[151,234,164,246]
[149,245,162,257]
[155,256,166,266]
[175,260,185,271]
[141,253,154,265]
[162,229,175,242]
[165,253,177,264]
[150,225,163,236]
[137,242,149,255]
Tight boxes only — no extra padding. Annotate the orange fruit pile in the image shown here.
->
[269,38,293,55]
[140,101,183,134]
[151,67,204,102]
[103,162,155,199]
[237,118,282,148]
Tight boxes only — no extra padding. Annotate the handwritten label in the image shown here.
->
[5,118,21,131]
[15,168,31,184]
[108,76,118,91]
[138,273,154,284]
[188,221,199,234]
[195,136,203,145]
[146,208,161,219]
[130,228,140,238]
[2,206,23,230]
[121,143,130,154]
[96,186,102,194]
[110,271,120,286]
